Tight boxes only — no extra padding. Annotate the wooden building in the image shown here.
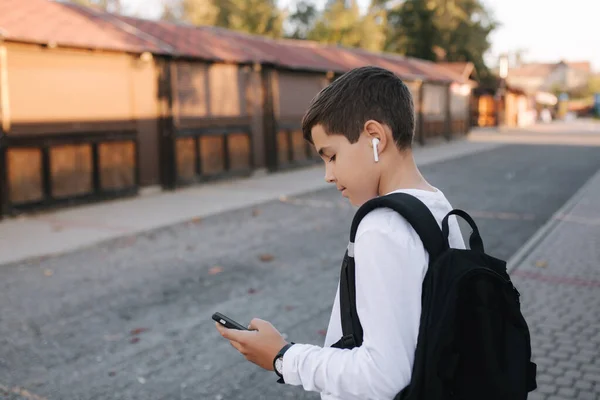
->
[0,0,471,219]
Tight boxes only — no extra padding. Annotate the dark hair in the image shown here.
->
[302,66,415,149]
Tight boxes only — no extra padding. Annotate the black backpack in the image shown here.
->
[330,192,537,400]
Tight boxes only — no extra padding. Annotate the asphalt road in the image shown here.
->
[2,143,600,400]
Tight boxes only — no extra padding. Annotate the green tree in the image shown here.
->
[286,0,319,39]
[589,75,600,96]
[358,1,388,51]
[565,74,600,100]
[227,0,285,38]
[162,0,284,38]
[382,0,497,73]
[160,2,180,23]
[435,0,498,76]
[307,0,385,51]
[69,0,121,13]
[385,0,438,60]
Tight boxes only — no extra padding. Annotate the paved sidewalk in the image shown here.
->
[509,168,600,399]
[0,137,502,266]
[469,119,600,147]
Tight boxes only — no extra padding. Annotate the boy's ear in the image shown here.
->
[363,120,388,151]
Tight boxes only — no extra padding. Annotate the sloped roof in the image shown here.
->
[115,17,459,83]
[114,16,276,63]
[566,61,591,73]
[508,63,555,78]
[0,0,462,83]
[508,60,592,78]
[0,0,166,53]
[437,62,475,80]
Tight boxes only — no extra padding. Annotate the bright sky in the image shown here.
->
[121,0,600,72]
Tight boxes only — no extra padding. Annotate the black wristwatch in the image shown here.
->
[273,343,294,384]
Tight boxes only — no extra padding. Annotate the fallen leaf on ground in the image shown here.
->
[284,305,295,311]
[44,269,54,277]
[208,266,224,275]
[318,330,327,336]
[252,208,261,217]
[130,327,149,336]
[108,371,116,377]
[259,254,274,262]
[130,337,140,344]
[191,217,202,224]
[248,288,260,294]
[535,260,548,268]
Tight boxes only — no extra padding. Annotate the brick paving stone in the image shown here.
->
[565,370,582,379]
[573,354,595,364]
[547,366,568,376]
[537,384,558,395]
[557,387,577,398]
[583,365,600,375]
[527,392,547,400]
[538,374,555,384]
[557,360,581,371]
[574,381,594,391]
[577,391,598,400]
[555,376,573,387]
[583,373,600,384]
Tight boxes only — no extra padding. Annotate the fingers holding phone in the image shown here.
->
[213,312,289,371]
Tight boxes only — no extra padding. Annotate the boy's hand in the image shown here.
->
[215,318,288,371]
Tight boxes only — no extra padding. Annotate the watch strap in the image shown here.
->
[274,342,294,384]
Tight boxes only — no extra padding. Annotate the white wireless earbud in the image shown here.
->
[372,138,380,162]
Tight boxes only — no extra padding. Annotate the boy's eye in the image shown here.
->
[329,155,336,162]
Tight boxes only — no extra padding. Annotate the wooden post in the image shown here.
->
[41,146,52,201]
[445,82,452,140]
[0,134,7,219]
[261,65,278,171]
[157,57,177,189]
[467,88,474,131]
[91,142,101,193]
[0,44,8,218]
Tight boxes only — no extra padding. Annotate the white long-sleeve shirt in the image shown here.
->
[282,188,466,400]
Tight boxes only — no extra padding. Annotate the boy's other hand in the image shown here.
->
[215,318,288,371]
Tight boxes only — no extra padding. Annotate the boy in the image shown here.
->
[215,66,465,399]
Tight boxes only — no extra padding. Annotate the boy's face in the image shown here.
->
[311,124,380,207]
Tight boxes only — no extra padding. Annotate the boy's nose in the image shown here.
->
[324,170,335,183]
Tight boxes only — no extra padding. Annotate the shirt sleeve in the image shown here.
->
[282,226,426,399]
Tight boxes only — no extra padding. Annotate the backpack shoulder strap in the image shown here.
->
[350,192,448,259]
[334,192,448,349]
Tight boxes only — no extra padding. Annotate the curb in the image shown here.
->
[506,168,600,272]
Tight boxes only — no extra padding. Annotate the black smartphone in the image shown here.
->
[212,312,249,331]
